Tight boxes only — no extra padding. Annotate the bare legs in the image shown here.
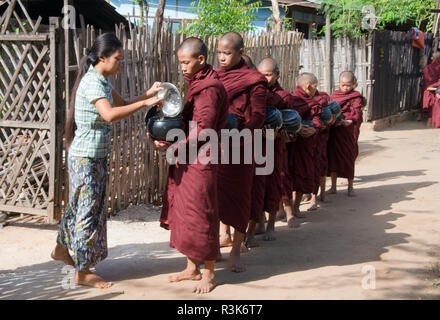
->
[283,199,301,228]
[328,172,356,196]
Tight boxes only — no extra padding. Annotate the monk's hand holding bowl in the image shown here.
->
[299,125,316,138]
[341,119,353,127]
[147,132,169,151]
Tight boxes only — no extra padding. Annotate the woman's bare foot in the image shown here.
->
[263,230,276,241]
[51,244,74,267]
[168,269,202,282]
[219,234,233,247]
[228,253,246,273]
[193,272,216,294]
[75,270,113,289]
[287,217,300,228]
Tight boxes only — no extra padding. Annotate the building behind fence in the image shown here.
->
[0,0,434,222]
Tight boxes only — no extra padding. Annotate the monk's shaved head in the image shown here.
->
[258,57,279,73]
[340,71,357,84]
[219,31,244,50]
[298,72,318,87]
[178,37,208,58]
[433,51,440,61]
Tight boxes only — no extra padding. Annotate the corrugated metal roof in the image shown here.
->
[278,0,321,9]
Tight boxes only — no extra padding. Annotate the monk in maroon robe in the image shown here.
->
[254,58,301,231]
[422,52,440,126]
[327,71,364,197]
[216,32,267,272]
[154,38,228,294]
[290,73,324,220]
[423,79,440,128]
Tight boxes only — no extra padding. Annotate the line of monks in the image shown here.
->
[422,52,440,128]
[150,32,364,294]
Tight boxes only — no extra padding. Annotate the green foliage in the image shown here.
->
[179,0,262,36]
[319,0,436,38]
[265,6,293,32]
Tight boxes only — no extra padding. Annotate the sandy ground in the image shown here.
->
[1,120,440,300]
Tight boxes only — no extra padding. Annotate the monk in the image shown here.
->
[290,73,325,219]
[216,32,267,272]
[327,71,364,196]
[423,80,440,128]
[154,37,228,293]
[422,52,440,126]
[257,58,302,229]
[245,58,289,247]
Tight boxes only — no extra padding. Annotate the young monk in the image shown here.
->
[245,58,288,247]
[423,80,440,128]
[422,52,440,126]
[327,71,364,196]
[290,73,325,219]
[216,32,267,272]
[153,37,228,293]
[257,57,301,229]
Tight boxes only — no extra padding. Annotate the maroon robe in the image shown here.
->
[160,64,228,261]
[327,89,364,180]
[270,82,295,200]
[422,79,440,128]
[216,59,267,233]
[290,86,325,194]
[422,60,440,117]
[250,89,285,221]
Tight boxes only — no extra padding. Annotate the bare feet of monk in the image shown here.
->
[51,244,74,267]
[348,188,357,197]
[240,242,250,253]
[263,230,276,241]
[219,234,233,247]
[255,222,266,235]
[293,208,306,219]
[287,217,300,228]
[306,203,319,211]
[168,269,202,282]
[193,271,216,294]
[244,236,259,248]
[75,270,113,289]
[326,187,337,195]
[228,254,246,273]
[301,193,312,203]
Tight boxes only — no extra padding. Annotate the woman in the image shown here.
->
[51,33,163,289]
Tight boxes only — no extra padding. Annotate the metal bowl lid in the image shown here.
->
[157,82,183,118]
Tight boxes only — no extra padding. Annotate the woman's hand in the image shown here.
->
[143,96,164,109]
[146,82,163,98]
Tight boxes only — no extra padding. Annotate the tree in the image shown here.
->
[179,0,262,36]
[319,0,437,38]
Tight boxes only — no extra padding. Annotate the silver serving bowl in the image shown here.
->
[157,82,183,118]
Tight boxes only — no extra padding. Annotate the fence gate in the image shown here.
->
[0,0,61,223]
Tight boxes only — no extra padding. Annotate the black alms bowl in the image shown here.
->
[145,105,185,142]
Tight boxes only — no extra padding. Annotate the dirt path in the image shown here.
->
[1,120,440,300]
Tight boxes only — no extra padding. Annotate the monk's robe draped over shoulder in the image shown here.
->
[290,86,324,194]
[327,89,364,180]
[422,60,440,117]
[160,64,228,261]
[422,79,440,128]
[250,89,285,221]
[216,58,267,233]
[270,82,295,200]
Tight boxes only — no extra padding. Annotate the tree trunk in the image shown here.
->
[152,0,166,80]
[271,0,282,33]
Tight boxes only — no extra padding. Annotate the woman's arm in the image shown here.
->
[95,96,162,122]
[112,82,163,107]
